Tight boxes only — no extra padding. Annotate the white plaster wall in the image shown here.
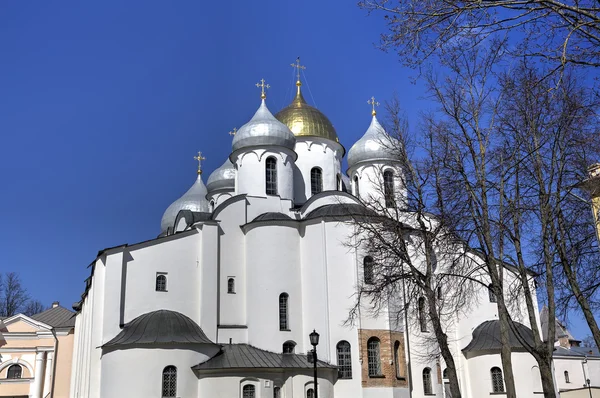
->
[207,191,233,210]
[348,163,406,209]
[555,357,600,391]
[198,224,219,342]
[294,138,344,204]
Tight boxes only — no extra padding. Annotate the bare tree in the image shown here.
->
[22,300,46,317]
[359,0,600,72]
[0,272,30,317]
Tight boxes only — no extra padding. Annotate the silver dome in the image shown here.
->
[232,99,296,153]
[207,158,235,193]
[160,175,209,232]
[347,115,398,169]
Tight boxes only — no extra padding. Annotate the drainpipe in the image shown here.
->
[50,328,59,398]
[402,271,413,398]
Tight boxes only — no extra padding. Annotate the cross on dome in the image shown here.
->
[228,128,237,136]
[368,96,380,116]
[255,78,270,99]
[194,151,206,175]
[291,57,306,87]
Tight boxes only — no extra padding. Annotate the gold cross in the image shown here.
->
[194,151,206,175]
[255,78,270,99]
[368,96,380,116]
[228,127,237,136]
[290,57,306,86]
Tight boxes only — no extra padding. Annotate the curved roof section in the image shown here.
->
[462,320,534,352]
[160,175,209,233]
[347,115,398,169]
[207,158,235,193]
[232,99,296,153]
[275,86,340,145]
[252,212,294,222]
[305,203,376,220]
[103,310,215,348]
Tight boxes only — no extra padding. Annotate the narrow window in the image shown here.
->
[266,157,278,196]
[437,286,443,300]
[156,274,167,292]
[7,364,22,379]
[364,256,374,285]
[423,368,433,394]
[418,297,427,332]
[565,370,570,383]
[367,337,382,377]
[209,199,215,212]
[384,169,394,208]
[273,386,281,398]
[307,388,315,398]
[394,340,402,378]
[337,340,352,379]
[443,368,448,379]
[162,366,177,397]
[311,167,323,195]
[354,175,360,197]
[243,385,256,398]
[283,340,296,354]
[279,293,289,330]
[491,367,505,393]
[227,278,235,294]
[488,284,497,303]
[336,174,342,191]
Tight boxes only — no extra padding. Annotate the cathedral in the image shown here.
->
[68,64,599,398]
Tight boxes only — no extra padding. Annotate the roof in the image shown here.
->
[252,212,294,222]
[31,305,76,328]
[192,343,337,371]
[103,310,216,348]
[304,203,377,220]
[462,320,535,352]
[555,346,600,358]
[540,306,578,342]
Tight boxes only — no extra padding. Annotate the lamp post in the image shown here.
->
[309,329,320,398]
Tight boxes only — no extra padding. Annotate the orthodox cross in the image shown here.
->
[228,127,237,136]
[368,96,380,116]
[291,57,306,85]
[256,78,270,99]
[194,151,206,175]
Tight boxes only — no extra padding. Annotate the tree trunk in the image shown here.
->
[497,302,517,398]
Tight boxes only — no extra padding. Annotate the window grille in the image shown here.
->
[306,388,315,398]
[363,256,374,285]
[266,157,278,195]
[488,284,497,303]
[279,293,289,330]
[336,341,352,379]
[7,364,22,379]
[156,274,167,292]
[243,384,256,398]
[273,386,281,398]
[418,297,427,332]
[565,370,570,383]
[283,341,296,354]
[227,278,235,294]
[367,337,382,376]
[354,175,360,197]
[423,368,433,394]
[491,367,505,393]
[311,168,323,195]
[384,170,394,208]
[162,366,177,397]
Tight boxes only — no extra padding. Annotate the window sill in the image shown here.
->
[369,375,385,379]
[490,393,507,395]
[228,292,236,294]
[396,376,406,380]
[156,290,168,293]
[280,329,291,332]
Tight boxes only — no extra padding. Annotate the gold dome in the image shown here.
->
[275,84,339,143]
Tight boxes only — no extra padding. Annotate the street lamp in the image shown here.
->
[309,330,320,398]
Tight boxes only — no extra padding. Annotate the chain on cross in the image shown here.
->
[368,96,380,116]
[256,78,270,99]
[291,57,306,85]
[194,151,206,175]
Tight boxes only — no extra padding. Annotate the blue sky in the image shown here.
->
[0,1,593,338]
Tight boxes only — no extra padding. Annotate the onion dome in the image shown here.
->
[160,174,209,233]
[207,158,235,193]
[232,99,296,153]
[275,83,339,143]
[347,114,398,169]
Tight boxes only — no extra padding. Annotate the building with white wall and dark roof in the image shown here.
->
[68,66,599,398]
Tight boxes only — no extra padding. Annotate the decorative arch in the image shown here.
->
[0,359,33,378]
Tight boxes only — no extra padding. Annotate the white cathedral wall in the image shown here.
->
[555,356,600,391]
[293,138,343,204]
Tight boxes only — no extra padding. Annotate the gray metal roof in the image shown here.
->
[462,320,535,352]
[252,212,294,222]
[103,310,216,348]
[31,306,76,328]
[192,344,337,371]
[555,346,600,358]
[540,306,579,343]
[304,203,376,220]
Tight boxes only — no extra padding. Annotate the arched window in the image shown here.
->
[565,370,570,383]
[266,157,278,196]
[384,169,395,208]
[279,293,289,330]
[423,368,433,394]
[306,388,315,398]
[210,199,215,212]
[491,367,505,393]
[364,256,374,285]
[437,286,443,300]
[394,340,402,378]
[488,284,497,303]
[227,278,235,294]
[367,337,382,377]
[283,341,296,354]
[243,384,256,398]
[156,274,167,292]
[311,167,323,195]
[273,386,281,398]
[354,175,360,197]
[337,340,352,379]
[6,364,22,379]
[336,174,342,191]
[443,368,448,379]
[418,297,427,332]
[162,366,177,397]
